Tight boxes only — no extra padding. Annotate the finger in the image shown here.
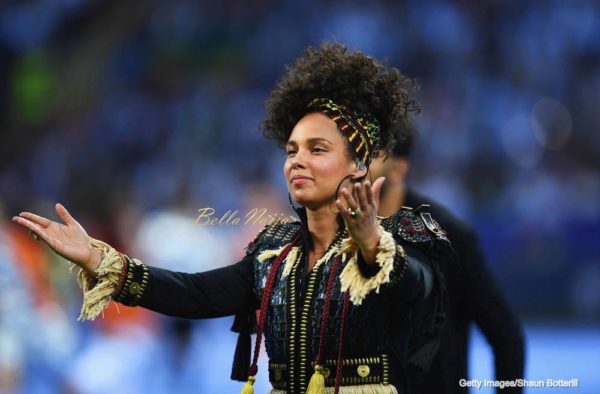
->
[354,181,369,212]
[336,199,351,221]
[12,217,51,245]
[18,212,52,228]
[372,177,386,206]
[339,187,350,208]
[55,203,76,226]
[365,180,374,206]
[341,187,359,211]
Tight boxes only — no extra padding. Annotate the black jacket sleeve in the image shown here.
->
[357,243,434,307]
[398,245,434,303]
[122,254,259,319]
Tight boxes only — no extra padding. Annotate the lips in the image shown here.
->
[291,175,312,184]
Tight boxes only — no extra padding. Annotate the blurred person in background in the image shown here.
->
[65,206,239,394]
[132,207,243,393]
[12,43,454,394]
[369,132,525,394]
[0,203,76,394]
[0,237,27,393]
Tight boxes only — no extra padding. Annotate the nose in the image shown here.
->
[290,158,304,170]
[289,148,307,169]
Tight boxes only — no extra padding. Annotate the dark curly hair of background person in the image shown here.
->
[262,42,421,160]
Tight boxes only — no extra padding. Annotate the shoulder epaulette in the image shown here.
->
[380,205,450,244]
[245,220,302,255]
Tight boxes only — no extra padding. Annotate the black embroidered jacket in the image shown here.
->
[115,208,453,394]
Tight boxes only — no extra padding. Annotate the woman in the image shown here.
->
[12,43,452,394]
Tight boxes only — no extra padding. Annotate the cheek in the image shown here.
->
[283,159,292,178]
[317,156,352,179]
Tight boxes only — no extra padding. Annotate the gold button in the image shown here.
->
[129,282,141,295]
[274,369,282,381]
[322,367,330,378]
[357,365,370,378]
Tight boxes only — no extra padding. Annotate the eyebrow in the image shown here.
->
[286,137,333,147]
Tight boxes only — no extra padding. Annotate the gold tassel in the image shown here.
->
[269,385,398,394]
[306,365,326,394]
[241,375,256,394]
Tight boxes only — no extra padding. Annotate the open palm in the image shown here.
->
[12,203,100,273]
[336,177,386,249]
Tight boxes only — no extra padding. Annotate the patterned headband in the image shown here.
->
[306,97,381,165]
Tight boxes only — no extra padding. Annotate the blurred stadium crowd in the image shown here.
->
[0,0,599,393]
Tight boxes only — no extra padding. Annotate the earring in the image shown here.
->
[356,161,366,172]
[288,192,302,215]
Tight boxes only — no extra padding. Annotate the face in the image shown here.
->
[284,112,357,210]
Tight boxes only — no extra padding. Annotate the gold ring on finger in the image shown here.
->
[29,230,40,241]
[347,207,360,216]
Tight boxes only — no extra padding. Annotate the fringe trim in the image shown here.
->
[281,246,301,278]
[339,226,396,306]
[258,244,299,279]
[70,238,124,321]
[258,242,338,279]
[257,245,287,263]
[268,384,398,394]
[314,244,341,272]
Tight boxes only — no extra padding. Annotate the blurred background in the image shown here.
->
[0,0,599,393]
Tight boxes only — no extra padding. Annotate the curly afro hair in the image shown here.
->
[262,42,421,160]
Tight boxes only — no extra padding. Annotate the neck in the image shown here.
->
[305,203,339,254]
[379,179,407,217]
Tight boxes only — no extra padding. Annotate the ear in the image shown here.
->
[352,161,368,179]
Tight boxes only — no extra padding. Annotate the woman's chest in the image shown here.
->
[255,250,391,358]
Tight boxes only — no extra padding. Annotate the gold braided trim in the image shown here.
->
[339,225,396,306]
[69,238,123,321]
[268,384,398,394]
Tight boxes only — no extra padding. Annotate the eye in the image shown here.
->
[286,149,297,157]
[312,147,326,153]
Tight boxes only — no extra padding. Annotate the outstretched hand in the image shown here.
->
[336,177,385,264]
[12,203,102,274]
